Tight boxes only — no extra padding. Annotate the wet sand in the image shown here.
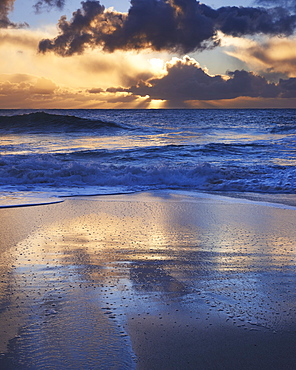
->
[0,191,296,369]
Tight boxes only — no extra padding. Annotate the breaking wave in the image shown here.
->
[0,153,295,196]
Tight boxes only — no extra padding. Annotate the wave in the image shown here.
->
[270,125,296,134]
[64,142,270,160]
[270,115,296,134]
[201,142,269,155]
[0,112,128,133]
[0,153,295,195]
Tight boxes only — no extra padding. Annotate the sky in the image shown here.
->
[0,0,296,108]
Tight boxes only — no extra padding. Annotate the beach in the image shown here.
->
[0,191,295,369]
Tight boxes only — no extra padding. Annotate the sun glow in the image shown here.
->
[149,99,166,109]
[149,58,165,75]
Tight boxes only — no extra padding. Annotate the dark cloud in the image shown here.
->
[109,56,296,102]
[34,0,66,12]
[278,77,296,97]
[39,1,107,55]
[0,0,28,28]
[215,5,296,36]
[0,0,12,27]
[38,0,296,56]
[258,69,289,83]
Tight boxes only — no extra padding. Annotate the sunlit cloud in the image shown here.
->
[149,58,166,76]
[0,26,162,85]
[126,56,280,99]
[221,34,296,79]
[104,55,296,107]
[149,99,166,109]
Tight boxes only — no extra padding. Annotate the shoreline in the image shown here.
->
[0,192,296,369]
[1,189,296,210]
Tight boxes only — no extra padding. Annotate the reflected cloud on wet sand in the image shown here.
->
[0,192,296,369]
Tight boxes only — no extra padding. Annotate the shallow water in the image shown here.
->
[0,192,295,368]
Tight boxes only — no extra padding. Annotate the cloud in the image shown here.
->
[255,0,296,11]
[0,27,159,94]
[223,35,296,78]
[1,65,295,109]
[34,0,66,13]
[0,72,152,108]
[0,0,66,28]
[38,0,296,56]
[0,73,59,108]
[0,73,71,107]
[0,0,28,28]
[0,0,13,27]
[0,27,166,108]
[30,76,57,94]
[0,28,42,48]
[109,56,296,103]
[278,77,296,97]
[87,87,104,93]
[0,73,57,93]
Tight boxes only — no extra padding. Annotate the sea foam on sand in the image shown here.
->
[0,191,295,369]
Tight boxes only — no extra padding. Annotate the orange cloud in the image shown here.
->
[0,71,152,108]
[30,77,57,94]
[2,28,161,86]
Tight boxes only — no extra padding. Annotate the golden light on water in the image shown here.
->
[7,194,295,271]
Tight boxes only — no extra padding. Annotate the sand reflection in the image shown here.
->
[0,192,296,368]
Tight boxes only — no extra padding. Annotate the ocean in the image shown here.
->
[0,109,295,207]
[1,109,296,369]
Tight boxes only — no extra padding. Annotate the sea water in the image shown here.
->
[0,109,295,206]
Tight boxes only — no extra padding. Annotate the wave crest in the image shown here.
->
[0,154,295,195]
[0,112,127,133]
